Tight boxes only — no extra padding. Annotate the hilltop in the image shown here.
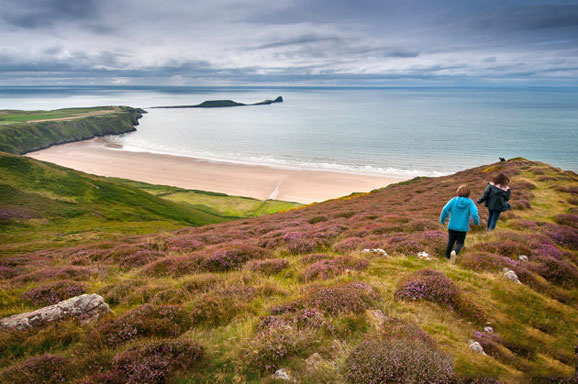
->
[0,158,577,383]
[152,96,284,108]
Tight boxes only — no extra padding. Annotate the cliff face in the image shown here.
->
[0,106,146,155]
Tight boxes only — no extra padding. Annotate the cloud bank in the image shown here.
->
[1,0,577,85]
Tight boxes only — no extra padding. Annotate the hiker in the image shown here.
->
[477,173,511,231]
[440,185,480,263]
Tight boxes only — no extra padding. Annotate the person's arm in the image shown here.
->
[477,184,491,204]
[440,199,453,224]
[505,188,511,201]
[470,200,480,225]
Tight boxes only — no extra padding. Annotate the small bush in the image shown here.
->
[11,266,94,284]
[201,244,267,272]
[245,258,289,275]
[300,253,333,265]
[395,269,459,307]
[109,339,204,384]
[308,215,328,224]
[165,235,205,252]
[140,255,203,277]
[306,282,379,315]
[535,257,578,288]
[23,280,88,306]
[1,354,71,384]
[333,237,363,253]
[458,252,517,272]
[387,235,422,255]
[283,231,319,254]
[96,304,191,347]
[344,339,454,384]
[544,224,578,249]
[301,256,369,281]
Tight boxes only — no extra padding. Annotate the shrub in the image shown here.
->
[380,317,435,345]
[96,304,191,347]
[201,244,266,272]
[301,256,369,281]
[23,280,88,306]
[471,331,514,363]
[387,235,422,255]
[344,339,454,384]
[283,231,319,254]
[300,253,333,264]
[476,240,531,258]
[306,282,379,315]
[308,215,328,224]
[245,258,289,275]
[115,249,165,269]
[535,257,578,288]
[11,266,94,284]
[99,280,145,306]
[544,224,578,249]
[458,252,517,272]
[333,237,363,253]
[395,269,459,307]
[190,294,245,327]
[165,235,205,252]
[109,339,204,384]
[0,265,18,279]
[245,323,307,372]
[1,354,71,384]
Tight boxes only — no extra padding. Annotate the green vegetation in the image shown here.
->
[0,106,144,154]
[0,153,299,255]
[0,158,577,383]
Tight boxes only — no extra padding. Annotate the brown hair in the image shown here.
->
[456,184,471,197]
[492,173,510,187]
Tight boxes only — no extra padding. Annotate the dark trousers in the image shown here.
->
[446,229,467,259]
[487,209,501,230]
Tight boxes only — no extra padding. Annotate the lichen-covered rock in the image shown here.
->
[0,293,110,330]
[503,268,521,284]
[518,255,529,262]
[272,368,294,381]
[469,340,487,355]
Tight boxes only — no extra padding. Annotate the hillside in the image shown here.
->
[0,153,299,256]
[0,158,577,383]
[0,106,145,155]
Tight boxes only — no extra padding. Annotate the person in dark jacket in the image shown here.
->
[477,173,511,231]
[440,185,480,263]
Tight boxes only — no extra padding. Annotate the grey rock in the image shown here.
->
[305,353,323,370]
[0,293,110,330]
[366,309,387,328]
[469,340,487,355]
[518,255,529,262]
[483,326,494,333]
[273,368,294,381]
[503,268,521,284]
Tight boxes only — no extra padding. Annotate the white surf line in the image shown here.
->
[267,179,282,200]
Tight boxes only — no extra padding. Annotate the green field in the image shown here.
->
[0,107,116,124]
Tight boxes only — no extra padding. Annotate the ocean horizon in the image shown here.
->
[2,85,577,177]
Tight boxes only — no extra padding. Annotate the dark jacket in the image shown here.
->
[477,183,511,211]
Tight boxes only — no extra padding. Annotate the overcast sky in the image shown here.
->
[1,0,577,86]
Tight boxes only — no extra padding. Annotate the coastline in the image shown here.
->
[25,138,408,204]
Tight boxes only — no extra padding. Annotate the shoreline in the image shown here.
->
[26,138,409,204]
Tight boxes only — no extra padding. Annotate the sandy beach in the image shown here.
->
[26,138,407,204]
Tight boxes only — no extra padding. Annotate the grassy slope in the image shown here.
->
[0,106,143,154]
[0,158,577,383]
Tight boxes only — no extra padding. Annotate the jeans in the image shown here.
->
[487,209,502,230]
[445,229,467,259]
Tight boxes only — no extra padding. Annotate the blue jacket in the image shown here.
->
[440,197,480,232]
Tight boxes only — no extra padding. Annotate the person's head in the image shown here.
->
[456,184,471,198]
[492,173,510,187]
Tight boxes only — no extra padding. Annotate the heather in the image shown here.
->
[1,158,577,383]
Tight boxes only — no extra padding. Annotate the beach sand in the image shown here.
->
[26,138,407,204]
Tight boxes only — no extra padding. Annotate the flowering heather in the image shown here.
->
[201,244,267,272]
[165,235,205,252]
[333,237,363,253]
[380,318,435,345]
[300,253,333,265]
[544,224,578,249]
[99,279,145,306]
[395,269,459,307]
[109,339,204,384]
[458,252,518,272]
[23,280,88,306]
[301,256,369,281]
[386,235,422,255]
[535,257,578,288]
[511,199,532,210]
[245,258,290,275]
[531,243,564,261]
[114,249,165,269]
[140,255,203,277]
[554,214,578,229]
[344,339,454,384]
[11,265,95,284]
[476,239,532,258]
[96,304,191,347]
[282,231,319,254]
[258,308,329,332]
[471,331,514,363]
[306,282,379,315]
[313,224,347,241]
[308,215,328,224]
[245,323,304,372]
[0,265,17,279]
[1,354,70,384]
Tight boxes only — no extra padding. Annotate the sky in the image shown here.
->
[0,0,577,86]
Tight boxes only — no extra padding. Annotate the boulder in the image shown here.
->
[469,340,487,355]
[518,255,529,262]
[417,251,431,260]
[366,309,387,329]
[305,352,323,370]
[503,268,521,284]
[0,293,110,330]
[272,368,294,381]
[361,248,388,256]
[483,326,494,333]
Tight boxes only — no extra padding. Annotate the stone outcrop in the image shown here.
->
[0,293,110,330]
[503,268,521,283]
[152,96,284,109]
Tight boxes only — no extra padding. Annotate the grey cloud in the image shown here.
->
[1,0,100,28]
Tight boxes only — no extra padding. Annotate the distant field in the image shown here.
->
[0,107,117,124]
[116,178,302,218]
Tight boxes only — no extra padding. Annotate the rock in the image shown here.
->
[518,255,529,262]
[305,353,323,370]
[503,268,521,283]
[483,326,494,333]
[0,293,110,330]
[361,248,387,256]
[366,309,387,329]
[469,340,487,355]
[417,251,431,260]
[272,368,294,381]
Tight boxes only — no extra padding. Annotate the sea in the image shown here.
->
[1,86,577,177]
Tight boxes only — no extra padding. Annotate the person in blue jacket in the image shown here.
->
[440,184,480,263]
